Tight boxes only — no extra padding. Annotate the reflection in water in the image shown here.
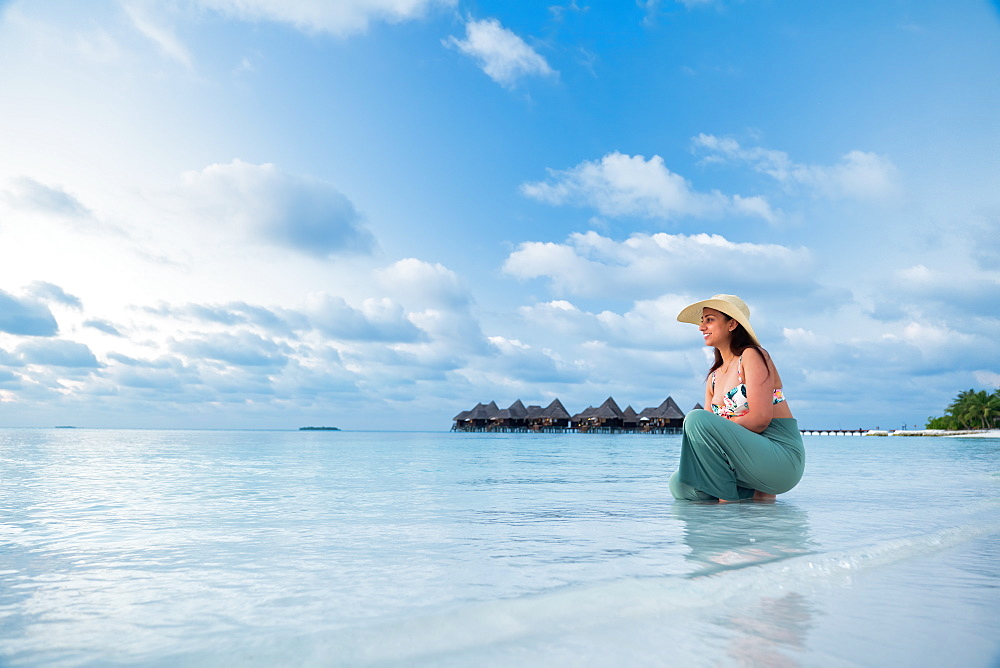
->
[671,501,816,575]
[671,502,819,666]
[726,592,814,668]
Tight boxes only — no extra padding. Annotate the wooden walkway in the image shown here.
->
[799,428,870,436]
[452,426,682,435]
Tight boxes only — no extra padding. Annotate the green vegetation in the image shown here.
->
[926,389,1000,430]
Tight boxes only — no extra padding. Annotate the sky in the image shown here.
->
[1,0,998,431]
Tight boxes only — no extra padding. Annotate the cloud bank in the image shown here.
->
[503,230,811,298]
[521,152,776,222]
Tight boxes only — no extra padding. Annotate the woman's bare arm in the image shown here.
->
[729,348,774,433]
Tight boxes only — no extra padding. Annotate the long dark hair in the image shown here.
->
[706,314,770,381]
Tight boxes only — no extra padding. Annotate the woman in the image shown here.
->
[668,294,804,502]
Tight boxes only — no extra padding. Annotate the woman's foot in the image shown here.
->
[752,490,776,502]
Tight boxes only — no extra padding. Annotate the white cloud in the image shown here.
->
[0,289,59,337]
[880,263,1000,328]
[973,370,1000,388]
[174,160,375,256]
[480,335,588,384]
[520,152,777,222]
[692,134,899,200]
[503,230,811,298]
[377,258,470,309]
[519,294,696,350]
[26,281,83,309]
[172,330,290,368]
[121,1,193,67]
[2,177,89,218]
[444,18,556,88]
[16,339,101,368]
[896,321,973,351]
[306,294,424,343]
[782,327,817,345]
[195,0,456,36]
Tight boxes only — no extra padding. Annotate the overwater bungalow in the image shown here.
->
[526,398,572,431]
[636,397,685,431]
[573,396,626,432]
[452,396,686,433]
[493,399,529,430]
[622,405,639,430]
[452,401,501,431]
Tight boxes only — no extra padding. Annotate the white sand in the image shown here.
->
[885,428,1000,438]
[943,429,1000,439]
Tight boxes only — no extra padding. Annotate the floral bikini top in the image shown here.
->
[711,355,786,418]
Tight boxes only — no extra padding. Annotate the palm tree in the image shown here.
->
[927,388,1000,430]
[959,390,1000,430]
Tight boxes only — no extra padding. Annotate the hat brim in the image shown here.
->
[676,298,761,347]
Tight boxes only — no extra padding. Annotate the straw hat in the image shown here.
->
[676,294,761,346]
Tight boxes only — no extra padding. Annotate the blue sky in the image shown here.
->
[1,0,998,430]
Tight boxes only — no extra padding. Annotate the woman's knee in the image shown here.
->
[669,470,715,501]
[682,408,715,435]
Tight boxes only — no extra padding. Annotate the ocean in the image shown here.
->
[1,428,998,666]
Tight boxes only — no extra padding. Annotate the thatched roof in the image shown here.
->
[592,396,624,420]
[659,396,685,419]
[541,398,571,420]
[506,399,529,419]
[692,402,704,411]
[638,397,685,420]
[457,396,685,426]
[464,401,500,421]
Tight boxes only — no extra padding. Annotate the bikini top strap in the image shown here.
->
[736,355,743,383]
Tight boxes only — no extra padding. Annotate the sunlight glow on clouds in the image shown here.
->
[521,152,777,222]
[445,17,556,88]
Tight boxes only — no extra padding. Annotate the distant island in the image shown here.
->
[298,426,340,431]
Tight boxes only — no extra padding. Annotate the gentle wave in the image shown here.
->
[191,520,999,667]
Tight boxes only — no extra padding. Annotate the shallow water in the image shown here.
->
[1,429,997,666]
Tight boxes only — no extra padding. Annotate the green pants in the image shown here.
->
[669,409,805,502]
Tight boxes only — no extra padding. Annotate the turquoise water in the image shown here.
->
[1,428,998,666]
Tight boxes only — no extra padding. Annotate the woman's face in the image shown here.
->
[699,307,734,348]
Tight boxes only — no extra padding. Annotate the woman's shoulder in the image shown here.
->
[740,346,766,365]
